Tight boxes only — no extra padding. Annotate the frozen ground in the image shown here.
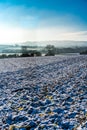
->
[0,55,87,130]
[0,55,79,73]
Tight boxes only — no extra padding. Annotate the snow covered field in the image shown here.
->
[0,55,87,130]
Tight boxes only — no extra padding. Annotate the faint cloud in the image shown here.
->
[0,4,39,28]
[0,4,87,43]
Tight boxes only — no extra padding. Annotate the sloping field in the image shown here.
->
[0,55,87,130]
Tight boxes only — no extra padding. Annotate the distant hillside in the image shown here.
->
[0,40,87,54]
[0,44,42,53]
[35,40,87,47]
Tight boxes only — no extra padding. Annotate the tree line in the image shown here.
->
[0,45,87,58]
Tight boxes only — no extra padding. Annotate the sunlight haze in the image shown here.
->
[0,0,87,46]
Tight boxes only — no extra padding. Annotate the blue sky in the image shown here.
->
[0,0,87,44]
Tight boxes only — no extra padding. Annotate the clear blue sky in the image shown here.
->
[0,0,87,43]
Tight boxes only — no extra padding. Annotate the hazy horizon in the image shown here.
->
[0,40,87,48]
[0,0,87,45]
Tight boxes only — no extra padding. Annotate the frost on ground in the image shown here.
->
[0,55,87,130]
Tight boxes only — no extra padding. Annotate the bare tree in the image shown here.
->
[45,45,55,56]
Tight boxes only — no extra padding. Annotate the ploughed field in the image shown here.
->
[0,55,87,130]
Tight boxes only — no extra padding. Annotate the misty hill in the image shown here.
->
[35,40,87,47]
[0,40,87,54]
[0,44,42,53]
